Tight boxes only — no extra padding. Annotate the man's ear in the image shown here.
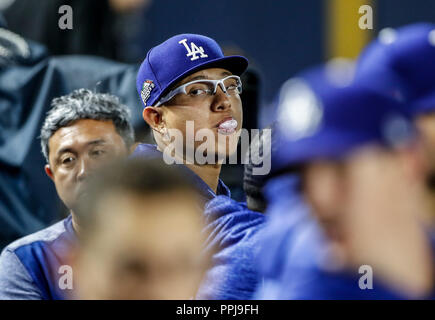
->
[45,164,54,182]
[142,106,164,130]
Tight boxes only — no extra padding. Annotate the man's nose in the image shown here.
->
[76,157,95,181]
[211,85,231,112]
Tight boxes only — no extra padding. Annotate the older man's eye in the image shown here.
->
[61,156,75,165]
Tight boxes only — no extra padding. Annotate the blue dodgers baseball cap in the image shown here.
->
[271,63,415,173]
[136,33,248,108]
[356,23,435,115]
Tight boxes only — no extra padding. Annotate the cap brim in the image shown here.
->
[413,91,435,115]
[151,55,248,106]
[271,130,378,174]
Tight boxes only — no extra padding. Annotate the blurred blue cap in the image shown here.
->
[356,23,435,115]
[136,33,248,108]
[272,62,414,172]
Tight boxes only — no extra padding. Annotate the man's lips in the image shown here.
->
[216,117,238,135]
[216,117,235,127]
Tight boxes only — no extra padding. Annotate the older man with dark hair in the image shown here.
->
[0,16,142,251]
[0,89,134,300]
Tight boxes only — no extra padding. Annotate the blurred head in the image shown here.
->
[137,34,248,163]
[73,159,208,300]
[41,89,134,212]
[300,144,426,244]
[272,63,421,241]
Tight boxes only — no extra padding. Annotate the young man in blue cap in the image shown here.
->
[135,34,247,194]
[256,61,434,299]
[133,34,265,299]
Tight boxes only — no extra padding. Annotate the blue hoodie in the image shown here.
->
[197,195,265,299]
[0,215,76,300]
[132,144,266,300]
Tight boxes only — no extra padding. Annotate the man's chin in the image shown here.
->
[72,189,90,211]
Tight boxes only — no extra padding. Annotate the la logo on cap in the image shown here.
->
[179,38,208,61]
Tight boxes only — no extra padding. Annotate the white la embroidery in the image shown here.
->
[178,38,208,61]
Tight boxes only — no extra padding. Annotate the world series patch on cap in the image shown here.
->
[136,33,248,108]
[140,80,155,106]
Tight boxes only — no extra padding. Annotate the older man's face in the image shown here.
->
[45,119,129,212]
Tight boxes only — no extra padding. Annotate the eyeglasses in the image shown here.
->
[155,75,242,107]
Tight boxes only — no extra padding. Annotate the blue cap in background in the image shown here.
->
[356,23,435,115]
[272,62,415,173]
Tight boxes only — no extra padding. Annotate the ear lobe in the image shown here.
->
[45,164,54,181]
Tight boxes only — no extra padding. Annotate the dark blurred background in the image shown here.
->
[1,0,435,247]
[5,0,435,124]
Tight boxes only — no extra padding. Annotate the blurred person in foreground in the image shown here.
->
[256,61,434,299]
[357,23,435,233]
[132,33,265,299]
[71,159,208,300]
[0,89,134,299]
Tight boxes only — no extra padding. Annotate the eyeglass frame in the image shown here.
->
[154,75,243,107]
